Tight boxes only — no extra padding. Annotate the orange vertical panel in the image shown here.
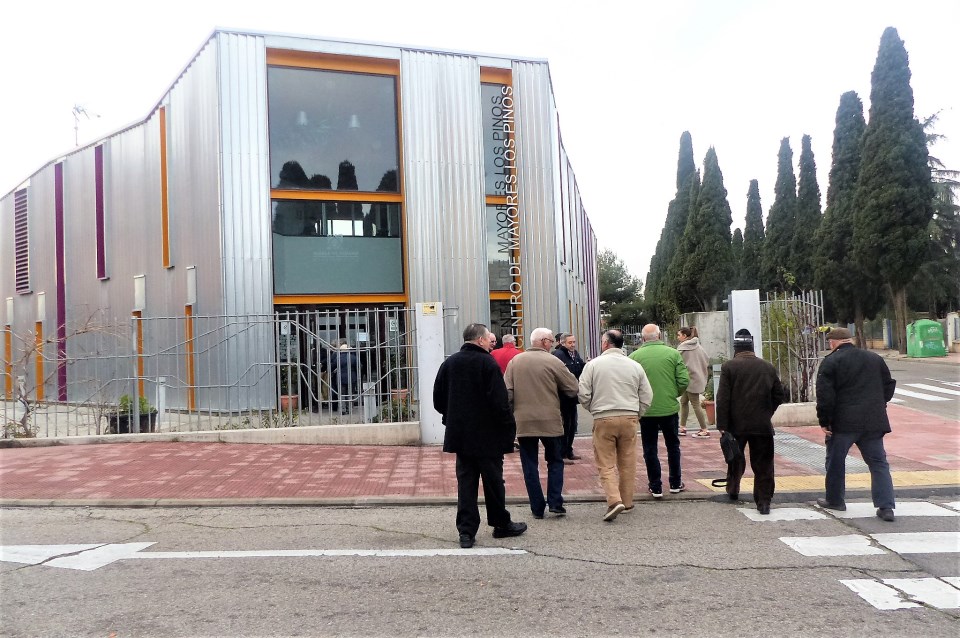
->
[34,322,43,401]
[185,305,196,411]
[159,107,171,269]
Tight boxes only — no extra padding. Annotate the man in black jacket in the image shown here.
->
[433,323,527,548]
[554,333,587,463]
[815,327,897,522]
[716,329,785,514]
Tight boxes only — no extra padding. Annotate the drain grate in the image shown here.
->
[774,431,870,474]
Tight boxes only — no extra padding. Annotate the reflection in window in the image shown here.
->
[486,204,516,290]
[272,200,400,238]
[490,300,522,345]
[268,67,399,193]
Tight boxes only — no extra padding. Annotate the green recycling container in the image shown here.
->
[906,320,947,358]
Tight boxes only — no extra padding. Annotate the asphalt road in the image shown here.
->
[2,499,957,637]
[886,359,960,421]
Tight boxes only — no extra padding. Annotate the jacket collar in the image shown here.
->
[641,340,665,348]
[600,347,626,358]
[461,343,489,354]
[733,350,757,359]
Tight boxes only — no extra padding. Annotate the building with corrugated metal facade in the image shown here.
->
[0,29,598,410]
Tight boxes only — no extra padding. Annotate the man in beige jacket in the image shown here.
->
[504,327,580,519]
[578,329,654,521]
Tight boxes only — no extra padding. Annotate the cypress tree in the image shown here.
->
[731,228,744,288]
[853,27,934,353]
[760,138,798,290]
[672,147,734,311]
[646,132,698,322]
[813,91,882,345]
[740,179,765,289]
[791,135,822,289]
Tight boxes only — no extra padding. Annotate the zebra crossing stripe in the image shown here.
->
[872,532,960,554]
[889,397,905,404]
[906,383,960,397]
[841,577,960,610]
[826,502,959,519]
[780,532,960,556]
[893,388,950,401]
[780,535,885,556]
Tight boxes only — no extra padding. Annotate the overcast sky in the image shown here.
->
[2,0,956,288]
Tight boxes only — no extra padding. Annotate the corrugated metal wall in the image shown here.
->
[513,61,561,338]
[217,32,275,408]
[401,50,488,354]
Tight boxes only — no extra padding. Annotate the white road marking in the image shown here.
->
[841,577,960,610]
[926,378,960,388]
[0,543,526,571]
[905,383,960,397]
[888,397,905,404]
[872,532,960,554]
[780,535,886,556]
[945,577,960,588]
[893,388,950,401]
[944,502,960,512]
[828,502,959,519]
[738,507,828,522]
[840,579,919,610]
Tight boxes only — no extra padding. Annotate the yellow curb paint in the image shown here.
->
[696,470,960,493]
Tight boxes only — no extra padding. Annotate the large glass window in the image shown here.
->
[486,204,517,291]
[268,67,400,193]
[272,200,403,294]
[481,82,515,196]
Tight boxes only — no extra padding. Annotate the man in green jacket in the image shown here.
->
[629,324,690,498]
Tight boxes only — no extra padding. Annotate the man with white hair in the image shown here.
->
[815,327,897,522]
[628,323,689,499]
[504,327,579,519]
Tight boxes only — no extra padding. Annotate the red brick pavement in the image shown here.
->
[0,404,955,503]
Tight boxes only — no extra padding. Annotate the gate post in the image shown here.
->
[728,289,762,358]
[415,302,445,444]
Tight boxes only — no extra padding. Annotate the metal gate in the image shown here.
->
[761,290,826,403]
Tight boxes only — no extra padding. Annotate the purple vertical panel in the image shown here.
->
[95,145,106,278]
[55,163,67,402]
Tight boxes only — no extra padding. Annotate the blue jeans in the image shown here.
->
[639,414,682,492]
[518,435,565,515]
[825,430,895,509]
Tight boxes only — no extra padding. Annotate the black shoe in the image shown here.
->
[532,510,544,520]
[568,453,582,460]
[549,505,567,516]
[757,503,771,515]
[728,492,739,501]
[876,508,895,522]
[492,522,527,538]
[816,498,846,512]
[459,533,475,548]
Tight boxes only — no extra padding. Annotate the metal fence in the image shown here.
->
[761,290,826,403]
[2,308,418,438]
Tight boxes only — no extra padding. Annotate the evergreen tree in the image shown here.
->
[853,27,934,353]
[760,138,798,290]
[813,91,883,345]
[645,132,698,323]
[790,135,822,289]
[599,249,646,325]
[740,179,765,289]
[731,228,744,288]
[672,147,734,311]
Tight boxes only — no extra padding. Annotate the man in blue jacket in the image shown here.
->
[433,323,527,547]
[815,327,897,522]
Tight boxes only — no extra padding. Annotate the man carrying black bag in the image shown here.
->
[716,329,786,515]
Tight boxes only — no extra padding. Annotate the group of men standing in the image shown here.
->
[433,321,899,547]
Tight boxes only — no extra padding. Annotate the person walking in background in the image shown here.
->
[715,329,786,515]
[492,333,521,374]
[432,323,527,548]
[330,339,360,415]
[554,333,587,463]
[578,329,653,522]
[815,327,897,522]
[676,326,711,437]
[629,324,689,498]
[504,327,579,519]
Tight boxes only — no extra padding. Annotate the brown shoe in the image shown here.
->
[562,458,574,465]
[603,502,625,522]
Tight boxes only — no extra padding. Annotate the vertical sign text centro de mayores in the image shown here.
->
[491,85,522,341]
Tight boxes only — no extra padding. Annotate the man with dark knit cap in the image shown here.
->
[815,327,897,522]
[716,329,785,514]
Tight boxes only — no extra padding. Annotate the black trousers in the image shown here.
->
[725,432,775,506]
[455,454,512,537]
[560,402,578,458]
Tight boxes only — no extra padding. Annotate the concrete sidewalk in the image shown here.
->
[0,404,956,508]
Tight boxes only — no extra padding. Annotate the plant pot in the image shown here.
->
[280,395,299,411]
[107,412,158,434]
[702,400,716,425]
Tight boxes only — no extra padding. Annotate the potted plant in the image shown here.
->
[279,366,299,412]
[107,394,158,434]
[701,380,716,426]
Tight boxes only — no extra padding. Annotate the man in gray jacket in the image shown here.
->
[578,330,654,521]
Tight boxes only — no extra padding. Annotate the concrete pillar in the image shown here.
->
[416,302,446,444]
[728,290,762,358]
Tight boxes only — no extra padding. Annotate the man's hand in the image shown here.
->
[820,426,831,437]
